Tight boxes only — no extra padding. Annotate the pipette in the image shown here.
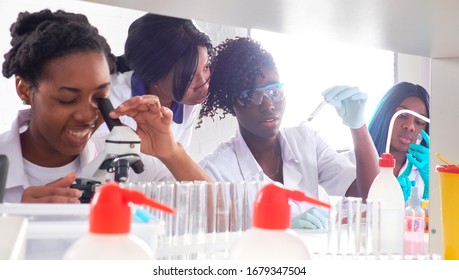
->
[307,99,327,122]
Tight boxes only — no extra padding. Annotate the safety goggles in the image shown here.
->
[233,83,285,108]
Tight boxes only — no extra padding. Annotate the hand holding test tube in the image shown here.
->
[310,86,367,129]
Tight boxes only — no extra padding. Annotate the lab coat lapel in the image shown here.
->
[2,110,30,189]
[283,163,303,190]
[278,130,303,190]
[77,134,102,178]
[234,129,264,181]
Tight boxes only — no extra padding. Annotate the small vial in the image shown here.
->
[404,186,425,256]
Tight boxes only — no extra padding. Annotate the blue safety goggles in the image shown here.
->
[232,83,285,108]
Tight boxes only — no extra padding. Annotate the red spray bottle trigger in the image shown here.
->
[253,182,331,230]
[89,181,175,234]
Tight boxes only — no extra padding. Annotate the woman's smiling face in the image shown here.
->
[23,51,111,164]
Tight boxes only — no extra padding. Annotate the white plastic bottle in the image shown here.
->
[229,182,330,260]
[404,185,425,255]
[63,182,175,260]
[367,153,404,255]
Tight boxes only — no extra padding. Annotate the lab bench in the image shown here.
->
[0,203,436,260]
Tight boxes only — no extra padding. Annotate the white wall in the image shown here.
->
[396,53,431,91]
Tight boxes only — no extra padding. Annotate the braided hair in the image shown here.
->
[197,37,276,127]
[2,9,116,88]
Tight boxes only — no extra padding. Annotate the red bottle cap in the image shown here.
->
[379,153,395,168]
[89,182,175,234]
[253,182,331,230]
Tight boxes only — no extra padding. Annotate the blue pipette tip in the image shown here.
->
[132,208,156,223]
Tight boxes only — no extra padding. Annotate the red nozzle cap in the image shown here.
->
[379,153,395,168]
[89,182,175,234]
[253,182,331,230]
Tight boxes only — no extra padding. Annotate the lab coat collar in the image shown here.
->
[1,109,101,190]
[234,128,303,186]
[400,158,419,173]
[1,109,30,189]
[278,128,300,163]
[234,129,263,181]
[76,135,100,177]
[278,129,303,190]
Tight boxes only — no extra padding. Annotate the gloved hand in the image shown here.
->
[397,161,415,201]
[291,207,329,230]
[322,85,368,129]
[406,130,430,199]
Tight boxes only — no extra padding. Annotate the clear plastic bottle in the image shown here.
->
[404,186,425,255]
[229,182,330,260]
[367,153,405,255]
[63,182,175,260]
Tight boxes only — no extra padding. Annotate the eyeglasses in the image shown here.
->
[233,83,285,108]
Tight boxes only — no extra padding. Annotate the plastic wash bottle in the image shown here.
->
[404,185,425,255]
[63,182,175,260]
[367,153,404,255]
[229,182,331,260]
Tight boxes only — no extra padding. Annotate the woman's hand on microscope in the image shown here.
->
[108,95,179,160]
[21,172,81,203]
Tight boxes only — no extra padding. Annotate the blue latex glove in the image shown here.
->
[397,161,415,201]
[322,85,368,129]
[406,130,430,199]
[291,207,329,230]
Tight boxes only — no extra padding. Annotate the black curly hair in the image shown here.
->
[197,37,276,128]
[2,9,116,88]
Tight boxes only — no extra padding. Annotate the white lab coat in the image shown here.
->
[199,122,356,217]
[105,71,200,150]
[0,109,175,203]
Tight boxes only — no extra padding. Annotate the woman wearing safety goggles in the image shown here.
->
[197,37,379,230]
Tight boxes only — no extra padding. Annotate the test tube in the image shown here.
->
[307,99,327,122]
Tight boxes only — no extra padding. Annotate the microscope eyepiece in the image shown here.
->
[98,98,122,131]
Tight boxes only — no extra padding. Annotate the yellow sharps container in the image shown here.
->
[436,164,459,259]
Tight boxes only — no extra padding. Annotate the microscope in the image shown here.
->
[71,98,144,203]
